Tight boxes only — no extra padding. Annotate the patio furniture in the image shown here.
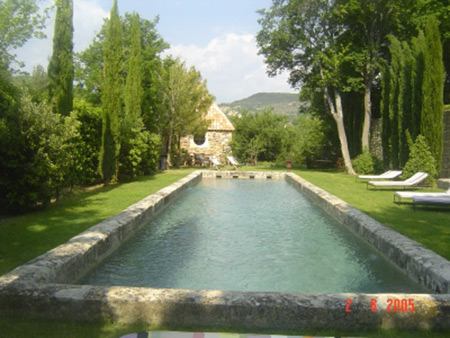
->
[367,172,428,190]
[357,170,402,181]
[227,156,242,170]
[195,154,208,167]
[394,188,450,203]
[412,195,450,210]
[209,155,223,170]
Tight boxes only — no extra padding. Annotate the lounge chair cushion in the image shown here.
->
[368,172,428,187]
[413,196,450,206]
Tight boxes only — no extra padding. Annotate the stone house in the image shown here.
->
[180,102,235,164]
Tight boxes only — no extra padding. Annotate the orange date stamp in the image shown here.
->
[345,298,415,312]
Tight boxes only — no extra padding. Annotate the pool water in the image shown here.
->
[81,178,428,293]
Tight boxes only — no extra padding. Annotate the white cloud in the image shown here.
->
[73,0,109,51]
[15,0,108,72]
[167,33,295,103]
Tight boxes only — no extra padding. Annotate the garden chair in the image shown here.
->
[412,195,450,210]
[367,172,428,190]
[209,156,223,170]
[357,170,402,181]
[394,187,450,203]
[195,154,208,167]
[227,156,242,170]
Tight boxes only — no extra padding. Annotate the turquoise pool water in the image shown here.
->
[81,178,427,293]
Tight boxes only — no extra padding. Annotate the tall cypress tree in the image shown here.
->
[399,41,414,167]
[118,12,145,181]
[421,17,444,174]
[388,36,402,169]
[380,60,391,169]
[99,0,123,185]
[48,0,73,116]
[411,31,425,140]
[124,12,143,125]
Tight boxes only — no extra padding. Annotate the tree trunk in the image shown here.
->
[361,76,372,150]
[176,134,182,168]
[324,87,356,175]
[166,129,173,168]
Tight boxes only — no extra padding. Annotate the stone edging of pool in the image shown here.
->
[0,170,449,333]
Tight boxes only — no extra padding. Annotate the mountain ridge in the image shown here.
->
[219,92,301,118]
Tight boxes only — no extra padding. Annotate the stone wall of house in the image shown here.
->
[181,131,233,164]
[442,109,450,178]
[370,118,383,160]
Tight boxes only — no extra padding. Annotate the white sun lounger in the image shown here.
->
[358,170,402,181]
[394,188,450,203]
[367,172,428,190]
[227,156,242,170]
[209,155,223,170]
[412,195,450,210]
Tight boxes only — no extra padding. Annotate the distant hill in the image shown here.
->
[219,92,303,119]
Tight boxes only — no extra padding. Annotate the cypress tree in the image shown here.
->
[388,36,402,169]
[124,13,143,125]
[399,41,414,167]
[99,0,123,185]
[411,31,425,140]
[421,17,444,174]
[48,0,73,116]
[380,60,391,169]
[118,12,145,181]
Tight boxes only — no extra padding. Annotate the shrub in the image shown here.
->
[70,99,102,185]
[1,91,79,212]
[352,148,383,175]
[403,134,437,184]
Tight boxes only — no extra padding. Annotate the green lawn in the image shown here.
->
[0,166,449,337]
[0,169,195,276]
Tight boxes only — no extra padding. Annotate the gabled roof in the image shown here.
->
[205,102,235,132]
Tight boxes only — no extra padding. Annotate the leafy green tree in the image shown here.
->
[257,0,356,174]
[48,0,73,116]
[1,91,78,212]
[278,114,326,168]
[156,58,213,167]
[0,0,48,69]
[230,110,288,163]
[74,30,104,105]
[74,13,168,113]
[335,0,402,150]
[99,0,123,185]
[13,65,48,103]
[421,17,444,174]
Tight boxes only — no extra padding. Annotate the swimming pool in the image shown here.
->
[81,178,426,293]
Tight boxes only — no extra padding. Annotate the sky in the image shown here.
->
[15,0,296,103]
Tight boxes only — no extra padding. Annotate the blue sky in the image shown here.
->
[16,0,296,103]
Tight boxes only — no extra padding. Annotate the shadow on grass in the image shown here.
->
[0,172,184,275]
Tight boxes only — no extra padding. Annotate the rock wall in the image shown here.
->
[181,131,233,164]
[441,109,450,178]
[370,118,383,160]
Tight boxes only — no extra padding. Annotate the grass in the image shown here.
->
[0,166,449,337]
[0,169,195,276]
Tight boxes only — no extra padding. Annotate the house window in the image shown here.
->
[194,133,206,146]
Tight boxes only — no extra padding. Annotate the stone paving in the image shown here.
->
[0,171,449,332]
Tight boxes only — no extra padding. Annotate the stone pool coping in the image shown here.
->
[1,170,449,332]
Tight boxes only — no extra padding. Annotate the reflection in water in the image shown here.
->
[81,179,428,293]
